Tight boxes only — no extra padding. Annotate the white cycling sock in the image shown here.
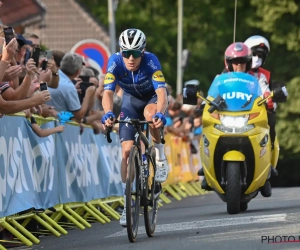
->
[122,182,126,208]
[154,143,165,161]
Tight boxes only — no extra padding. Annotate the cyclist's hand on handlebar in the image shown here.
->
[152,112,166,128]
[101,111,115,127]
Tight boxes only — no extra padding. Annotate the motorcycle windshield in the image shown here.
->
[208,72,262,112]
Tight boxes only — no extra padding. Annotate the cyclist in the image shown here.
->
[102,28,169,226]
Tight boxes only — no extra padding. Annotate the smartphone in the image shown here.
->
[80,82,93,100]
[41,59,48,70]
[40,82,48,91]
[31,47,40,67]
[80,82,93,88]
[3,27,14,45]
[46,50,53,59]
[79,75,90,83]
[24,49,31,65]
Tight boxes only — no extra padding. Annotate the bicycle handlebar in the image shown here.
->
[104,117,165,144]
[103,126,112,143]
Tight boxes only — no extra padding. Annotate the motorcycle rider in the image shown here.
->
[244,36,276,149]
[200,42,286,197]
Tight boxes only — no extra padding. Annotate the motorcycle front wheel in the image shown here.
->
[225,162,241,214]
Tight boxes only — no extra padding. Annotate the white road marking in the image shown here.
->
[106,213,287,238]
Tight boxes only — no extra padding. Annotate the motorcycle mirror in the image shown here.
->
[182,85,198,105]
[208,95,227,113]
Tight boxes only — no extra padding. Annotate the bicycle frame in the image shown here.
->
[120,119,152,197]
[104,118,164,197]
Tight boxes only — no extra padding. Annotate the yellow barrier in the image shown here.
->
[162,133,206,200]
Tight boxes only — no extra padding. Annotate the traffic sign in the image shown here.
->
[71,39,111,75]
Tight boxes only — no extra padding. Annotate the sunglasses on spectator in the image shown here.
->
[230,58,248,65]
[121,50,142,59]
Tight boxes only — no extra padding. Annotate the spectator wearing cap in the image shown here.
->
[15,34,32,64]
[46,52,96,123]
[23,33,40,48]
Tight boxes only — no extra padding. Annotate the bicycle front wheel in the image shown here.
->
[126,145,141,243]
[144,146,160,237]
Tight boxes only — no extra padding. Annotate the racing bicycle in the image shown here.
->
[105,118,165,242]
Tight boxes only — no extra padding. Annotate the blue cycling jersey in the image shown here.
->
[104,51,166,99]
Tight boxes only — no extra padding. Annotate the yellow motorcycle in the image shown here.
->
[183,72,286,214]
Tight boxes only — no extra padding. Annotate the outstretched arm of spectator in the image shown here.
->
[31,123,64,137]
[0,90,51,114]
[0,38,18,83]
[80,110,104,125]
[72,85,96,121]
[3,59,37,100]
[5,60,23,89]
[46,59,59,88]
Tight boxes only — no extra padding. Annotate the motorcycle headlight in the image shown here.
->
[214,115,254,133]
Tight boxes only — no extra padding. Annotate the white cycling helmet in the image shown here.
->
[119,29,146,50]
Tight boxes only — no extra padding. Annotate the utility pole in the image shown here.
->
[233,0,237,42]
[108,0,117,53]
[176,0,183,95]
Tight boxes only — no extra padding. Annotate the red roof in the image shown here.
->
[0,0,46,27]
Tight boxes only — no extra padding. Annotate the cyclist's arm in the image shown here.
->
[102,70,117,113]
[155,88,168,114]
[151,64,168,114]
[102,89,114,113]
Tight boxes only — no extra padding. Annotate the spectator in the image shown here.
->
[86,66,100,81]
[0,33,38,101]
[23,33,40,48]
[23,109,64,137]
[73,66,103,133]
[52,50,65,69]
[45,52,96,123]
[0,38,51,113]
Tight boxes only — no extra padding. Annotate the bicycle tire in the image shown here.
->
[144,146,159,237]
[126,145,141,243]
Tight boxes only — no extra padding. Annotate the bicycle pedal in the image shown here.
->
[153,190,162,200]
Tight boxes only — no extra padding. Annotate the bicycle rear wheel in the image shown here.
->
[126,145,141,243]
[144,146,160,237]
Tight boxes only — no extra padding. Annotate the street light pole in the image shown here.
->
[176,0,183,95]
[108,0,116,53]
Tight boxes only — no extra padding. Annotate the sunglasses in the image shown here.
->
[121,50,142,59]
[252,52,263,58]
[230,58,248,65]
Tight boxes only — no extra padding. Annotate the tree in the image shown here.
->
[78,0,300,185]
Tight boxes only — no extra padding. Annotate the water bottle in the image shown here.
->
[142,154,148,176]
